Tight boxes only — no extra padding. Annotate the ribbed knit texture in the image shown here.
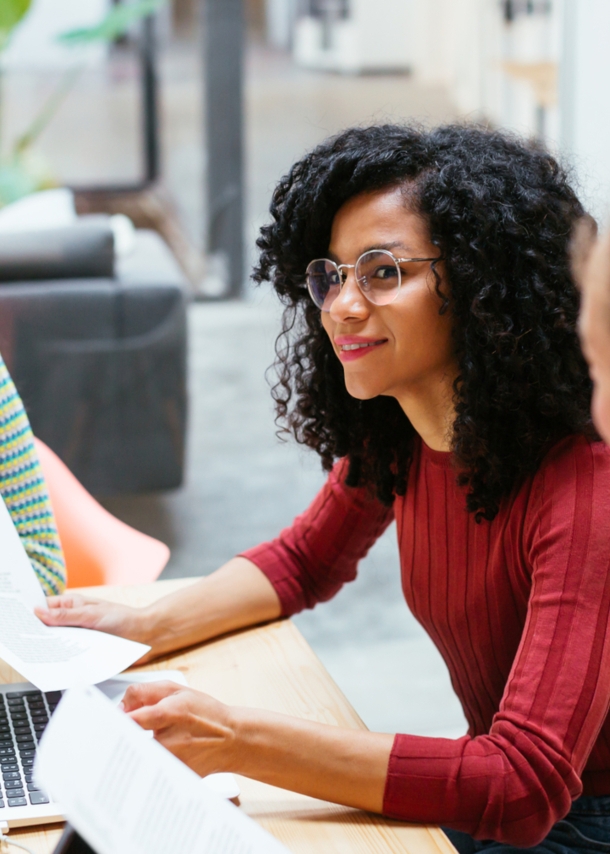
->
[242,435,610,847]
[0,354,66,595]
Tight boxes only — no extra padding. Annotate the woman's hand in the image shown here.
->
[35,594,155,659]
[121,682,236,777]
[35,593,144,636]
[32,559,282,662]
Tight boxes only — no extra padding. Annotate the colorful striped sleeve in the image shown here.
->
[0,353,66,595]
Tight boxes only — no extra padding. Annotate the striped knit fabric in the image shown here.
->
[0,354,66,595]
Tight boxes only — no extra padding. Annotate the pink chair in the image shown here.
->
[34,438,170,589]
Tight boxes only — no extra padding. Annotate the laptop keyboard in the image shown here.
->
[0,690,62,808]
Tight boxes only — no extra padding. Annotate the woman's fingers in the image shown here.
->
[121,681,182,713]
[34,597,155,663]
[34,596,101,629]
[128,704,170,731]
[33,595,149,652]
[126,685,191,732]
[123,685,235,777]
[46,594,87,610]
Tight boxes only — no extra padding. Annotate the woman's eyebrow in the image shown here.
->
[327,241,416,262]
[365,241,410,253]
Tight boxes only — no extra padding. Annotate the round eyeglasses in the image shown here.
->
[306,249,440,312]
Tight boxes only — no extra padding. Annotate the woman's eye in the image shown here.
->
[373,265,398,280]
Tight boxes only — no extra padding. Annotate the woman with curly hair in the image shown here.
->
[39,124,610,851]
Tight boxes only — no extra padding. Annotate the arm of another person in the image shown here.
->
[36,458,394,660]
[0,354,66,595]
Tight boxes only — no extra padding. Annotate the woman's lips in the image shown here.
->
[335,337,388,362]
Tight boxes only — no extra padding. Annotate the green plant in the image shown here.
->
[0,0,166,207]
[0,0,32,53]
[59,0,165,46]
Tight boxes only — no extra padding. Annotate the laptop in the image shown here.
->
[0,672,191,828]
[0,672,239,830]
[0,681,63,828]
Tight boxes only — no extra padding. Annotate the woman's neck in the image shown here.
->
[394,374,457,452]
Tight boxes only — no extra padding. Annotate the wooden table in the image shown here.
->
[0,579,455,854]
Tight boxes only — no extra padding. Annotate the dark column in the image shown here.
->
[202,0,245,298]
[141,14,160,184]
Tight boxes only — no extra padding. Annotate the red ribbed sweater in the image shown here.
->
[241,435,610,847]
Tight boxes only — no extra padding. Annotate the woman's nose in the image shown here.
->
[329,270,369,323]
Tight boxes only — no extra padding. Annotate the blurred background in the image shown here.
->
[1,0,608,738]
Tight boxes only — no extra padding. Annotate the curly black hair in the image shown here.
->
[253,123,596,521]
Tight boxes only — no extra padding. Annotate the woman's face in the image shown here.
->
[321,187,457,407]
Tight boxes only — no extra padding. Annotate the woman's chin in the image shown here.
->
[344,380,384,401]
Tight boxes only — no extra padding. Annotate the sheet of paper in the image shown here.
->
[0,493,48,610]
[0,495,150,691]
[35,686,289,854]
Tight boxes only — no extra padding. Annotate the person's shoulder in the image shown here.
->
[522,436,610,560]
[541,433,609,467]
[535,434,610,493]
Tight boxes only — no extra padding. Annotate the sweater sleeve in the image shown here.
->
[240,458,394,615]
[0,355,66,595]
[383,438,610,847]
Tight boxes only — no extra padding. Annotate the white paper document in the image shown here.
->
[35,686,289,854]
[0,496,149,691]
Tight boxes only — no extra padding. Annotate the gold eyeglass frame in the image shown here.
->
[306,249,440,311]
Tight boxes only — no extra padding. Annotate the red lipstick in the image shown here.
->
[334,335,388,362]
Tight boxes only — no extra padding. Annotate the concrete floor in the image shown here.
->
[6,38,467,738]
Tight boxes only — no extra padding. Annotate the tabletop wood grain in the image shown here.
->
[2,578,455,854]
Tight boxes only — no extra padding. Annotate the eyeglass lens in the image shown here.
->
[306,259,342,312]
[306,250,401,311]
[355,251,401,305]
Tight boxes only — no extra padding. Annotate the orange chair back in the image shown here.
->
[34,438,170,588]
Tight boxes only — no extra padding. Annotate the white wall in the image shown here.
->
[286,0,610,224]
[409,0,562,138]
[266,0,297,51]
[293,0,415,73]
[410,0,610,223]
[560,0,610,224]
